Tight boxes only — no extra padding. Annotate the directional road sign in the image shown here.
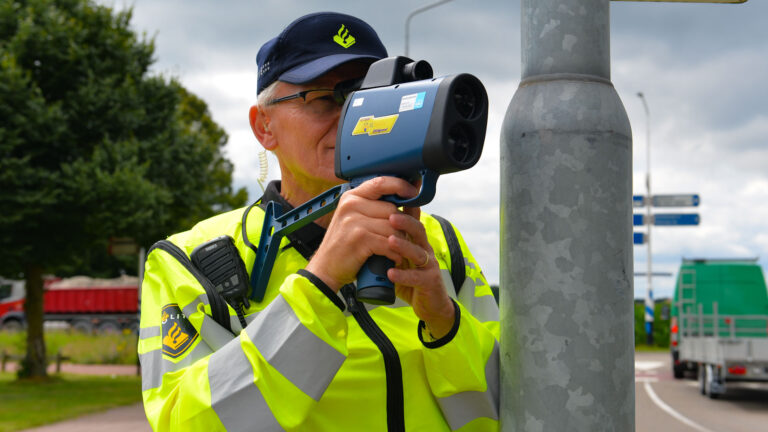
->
[652,194,700,207]
[633,232,646,245]
[653,213,700,226]
[633,214,646,226]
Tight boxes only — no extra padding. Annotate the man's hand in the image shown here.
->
[305,176,417,292]
[388,207,455,340]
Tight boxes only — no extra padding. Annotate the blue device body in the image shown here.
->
[336,78,442,182]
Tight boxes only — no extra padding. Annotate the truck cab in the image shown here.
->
[0,278,26,330]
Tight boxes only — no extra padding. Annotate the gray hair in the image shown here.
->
[256,81,280,108]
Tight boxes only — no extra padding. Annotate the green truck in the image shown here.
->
[671,258,768,398]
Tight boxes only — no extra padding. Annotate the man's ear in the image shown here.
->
[249,105,277,150]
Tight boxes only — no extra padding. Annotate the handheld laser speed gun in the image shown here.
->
[249,56,488,305]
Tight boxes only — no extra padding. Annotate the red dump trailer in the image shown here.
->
[0,276,139,332]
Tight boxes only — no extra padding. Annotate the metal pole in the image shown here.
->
[404,0,454,57]
[638,92,654,346]
[500,0,634,430]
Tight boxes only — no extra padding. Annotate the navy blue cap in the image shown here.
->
[256,12,388,94]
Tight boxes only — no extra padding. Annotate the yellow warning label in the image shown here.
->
[352,114,399,136]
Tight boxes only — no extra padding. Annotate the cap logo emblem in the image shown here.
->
[259,61,270,78]
[334,24,356,49]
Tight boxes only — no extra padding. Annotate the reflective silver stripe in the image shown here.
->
[471,294,499,323]
[457,276,476,304]
[200,314,236,351]
[182,293,208,318]
[140,349,164,392]
[245,309,261,325]
[246,295,345,400]
[140,340,214,392]
[441,269,458,298]
[139,326,161,339]
[465,257,476,271]
[180,293,236,351]
[230,314,244,334]
[209,337,282,431]
[438,342,500,430]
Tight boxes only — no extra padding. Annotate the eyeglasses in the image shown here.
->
[266,77,363,116]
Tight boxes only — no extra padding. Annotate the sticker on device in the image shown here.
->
[399,92,426,112]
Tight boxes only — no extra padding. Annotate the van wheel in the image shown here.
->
[1,319,23,332]
[673,362,685,379]
[705,364,720,399]
[71,320,94,334]
[97,320,121,334]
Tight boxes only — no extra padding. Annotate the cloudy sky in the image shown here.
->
[102,0,768,300]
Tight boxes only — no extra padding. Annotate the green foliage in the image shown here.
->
[0,372,142,431]
[634,300,671,348]
[0,0,248,277]
[0,0,247,378]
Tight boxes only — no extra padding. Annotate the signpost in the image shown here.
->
[633,193,701,346]
[653,213,700,226]
[652,194,700,208]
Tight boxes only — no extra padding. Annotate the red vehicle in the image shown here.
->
[0,276,139,332]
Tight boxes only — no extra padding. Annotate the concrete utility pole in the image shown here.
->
[499,1,634,430]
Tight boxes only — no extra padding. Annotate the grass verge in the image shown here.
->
[635,344,670,353]
[0,372,142,432]
[0,330,138,365]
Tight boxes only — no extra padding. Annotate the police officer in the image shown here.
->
[139,12,499,431]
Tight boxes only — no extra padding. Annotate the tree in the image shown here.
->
[0,0,247,379]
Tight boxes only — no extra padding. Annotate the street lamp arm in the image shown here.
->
[405,0,454,57]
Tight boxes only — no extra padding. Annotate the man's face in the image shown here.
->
[261,62,370,194]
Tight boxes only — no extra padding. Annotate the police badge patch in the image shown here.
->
[161,303,199,358]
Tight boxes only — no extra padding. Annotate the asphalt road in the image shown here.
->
[635,351,768,432]
[17,352,768,431]
[20,403,150,432]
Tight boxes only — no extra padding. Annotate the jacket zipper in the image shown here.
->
[149,240,232,333]
[342,285,404,432]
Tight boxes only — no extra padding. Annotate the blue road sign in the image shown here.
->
[652,194,700,207]
[653,213,700,226]
[633,214,646,226]
[633,232,646,245]
[633,195,646,208]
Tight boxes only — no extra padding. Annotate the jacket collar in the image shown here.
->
[260,181,326,260]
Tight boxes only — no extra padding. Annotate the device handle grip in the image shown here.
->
[355,255,396,305]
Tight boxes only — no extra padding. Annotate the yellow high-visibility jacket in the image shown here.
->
[139,193,499,431]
